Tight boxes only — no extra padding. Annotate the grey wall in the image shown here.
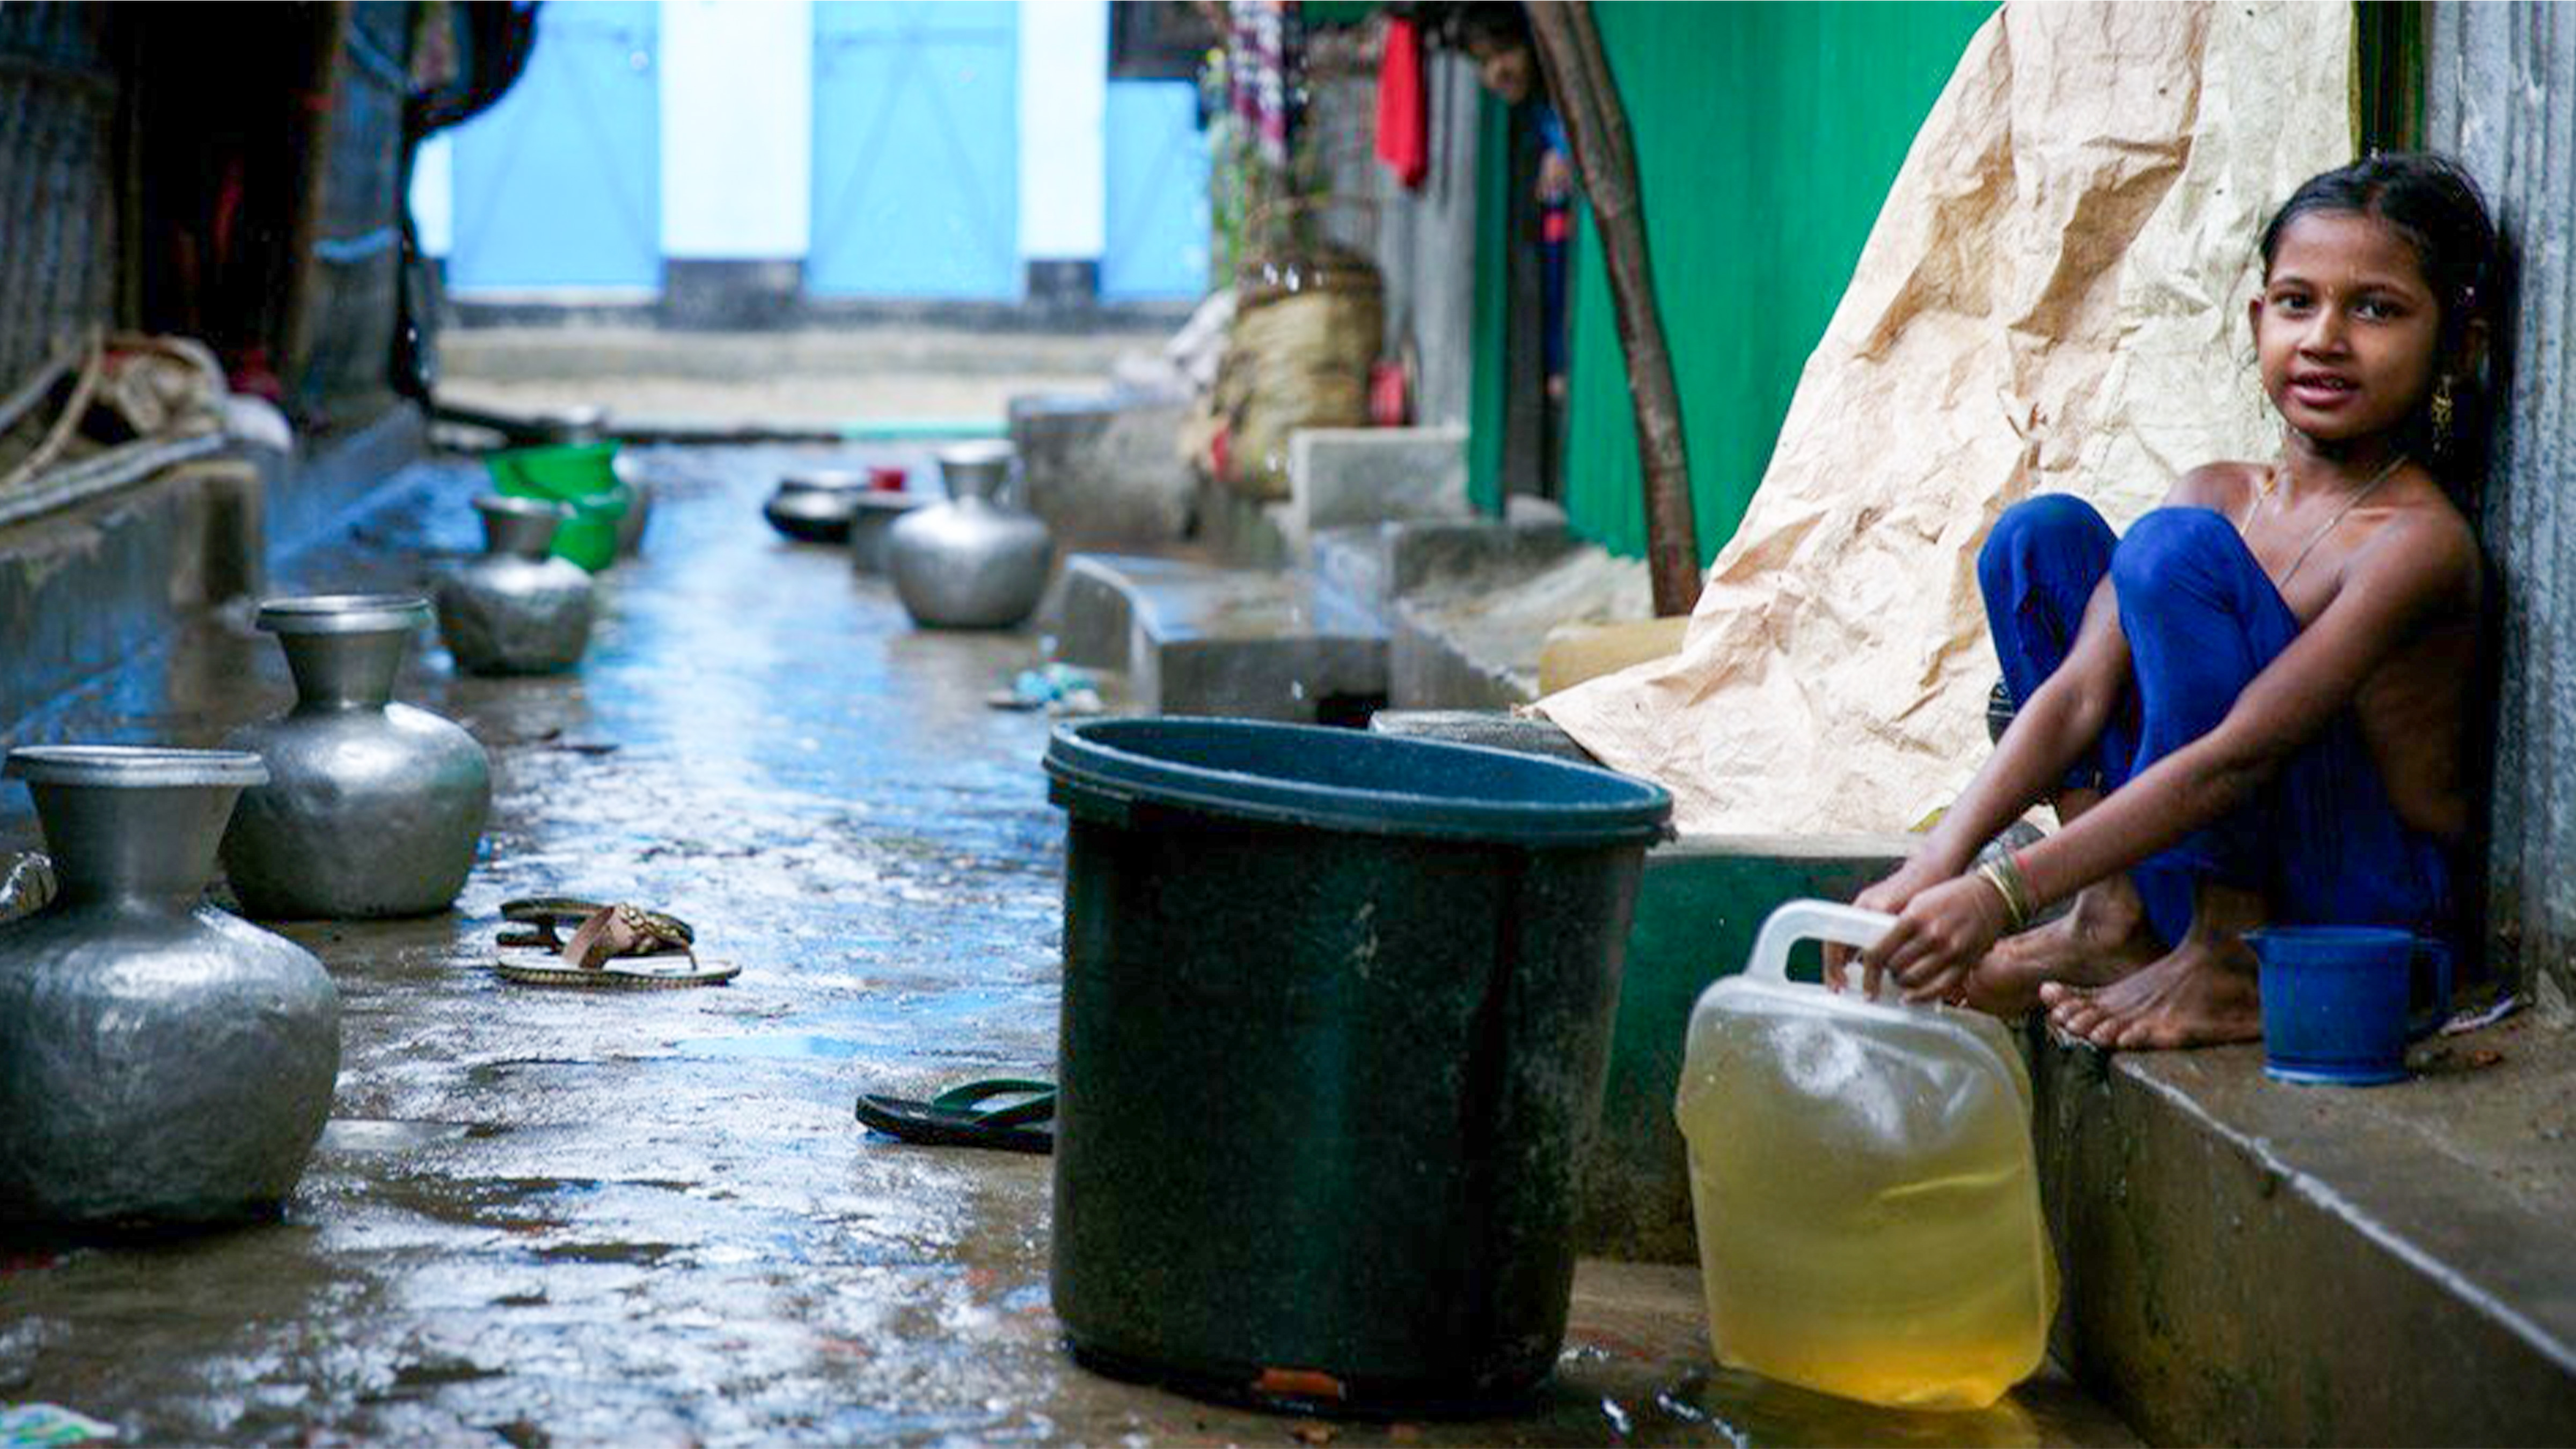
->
[1314,50,1484,430]
[2426,2,2576,1016]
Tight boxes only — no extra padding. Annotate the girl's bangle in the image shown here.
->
[1976,855,2035,933]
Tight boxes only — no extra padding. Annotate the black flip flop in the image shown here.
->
[854,1078,1055,1154]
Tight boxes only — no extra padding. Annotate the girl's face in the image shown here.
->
[2250,210,2443,447]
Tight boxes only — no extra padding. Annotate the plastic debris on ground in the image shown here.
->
[1,1404,118,1445]
[985,663,1103,716]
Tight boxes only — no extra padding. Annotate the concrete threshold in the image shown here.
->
[2036,1018,2576,1444]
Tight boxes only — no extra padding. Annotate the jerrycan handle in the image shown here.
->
[1746,899,1896,985]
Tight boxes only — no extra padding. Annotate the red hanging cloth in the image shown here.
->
[1375,17,1429,191]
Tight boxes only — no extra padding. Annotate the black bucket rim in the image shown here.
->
[1044,717,1673,847]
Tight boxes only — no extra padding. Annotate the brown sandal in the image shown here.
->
[493,897,739,990]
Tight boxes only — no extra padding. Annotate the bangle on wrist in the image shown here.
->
[1975,852,2036,933]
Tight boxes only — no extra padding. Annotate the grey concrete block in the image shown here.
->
[1367,708,1598,764]
[1282,425,1471,555]
[1008,393,1194,551]
[1392,603,1540,709]
[1038,553,1194,670]
[1036,552,1386,723]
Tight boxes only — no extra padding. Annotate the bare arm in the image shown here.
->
[2010,511,2472,908]
[1831,577,2129,991]
[1866,506,2476,991]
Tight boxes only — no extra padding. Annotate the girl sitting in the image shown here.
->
[1833,153,2499,1051]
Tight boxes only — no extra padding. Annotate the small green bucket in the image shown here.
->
[485,442,630,573]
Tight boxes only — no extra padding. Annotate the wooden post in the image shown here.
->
[1524,1,1702,617]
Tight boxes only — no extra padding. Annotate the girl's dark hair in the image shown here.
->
[2259,152,2502,490]
[1445,3,1531,53]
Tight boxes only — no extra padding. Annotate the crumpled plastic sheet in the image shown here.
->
[1538,1,2353,837]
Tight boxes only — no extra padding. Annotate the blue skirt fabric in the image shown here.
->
[1978,495,2454,949]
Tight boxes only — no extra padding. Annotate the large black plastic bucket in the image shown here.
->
[1043,718,1673,1416]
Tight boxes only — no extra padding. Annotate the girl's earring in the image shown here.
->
[2430,375,2457,450]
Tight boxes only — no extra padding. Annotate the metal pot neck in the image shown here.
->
[279,630,409,711]
[5,748,262,908]
[936,443,1015,505]
[476,496,565,561]
[258,596,426,711]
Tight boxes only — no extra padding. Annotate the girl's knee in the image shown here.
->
[1980,494,2113,596]
[2112,507,2242,602]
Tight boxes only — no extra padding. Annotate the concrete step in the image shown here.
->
[1040,552,1386,723]
[2034,1020,2576,1445]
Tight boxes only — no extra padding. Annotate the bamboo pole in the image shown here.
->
[1524,1,1701,616]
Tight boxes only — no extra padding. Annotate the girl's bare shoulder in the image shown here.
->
[2167,460,2268,513]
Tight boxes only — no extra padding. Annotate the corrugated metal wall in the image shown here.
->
[2427,2,2576,1015]
[0,3,123,391]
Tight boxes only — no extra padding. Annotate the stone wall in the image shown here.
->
[2426,2,2576,1016]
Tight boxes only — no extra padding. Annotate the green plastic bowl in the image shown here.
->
[485,443,628,573]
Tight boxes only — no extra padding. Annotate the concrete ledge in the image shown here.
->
[1367,708,1598,764]
[1008,393,1193,551]
[2037,1022,2576,1444]
[0,459,263,730]
[1280,425,1470,557]
[1040,552,1386,723]
[0,405,426,736]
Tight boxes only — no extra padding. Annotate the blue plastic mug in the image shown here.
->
[2246,926,2453,1086]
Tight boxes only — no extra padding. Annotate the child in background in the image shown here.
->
[1459,3,1574,405]
[1832,153,2498,1052]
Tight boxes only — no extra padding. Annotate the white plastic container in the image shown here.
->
[1674,900,2057,1410]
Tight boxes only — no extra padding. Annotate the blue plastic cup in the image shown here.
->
[2246,926,2453,1086]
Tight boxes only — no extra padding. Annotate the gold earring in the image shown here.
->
[2430,375,2456,449]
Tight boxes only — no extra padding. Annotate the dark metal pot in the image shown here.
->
[219,596,492,919]
[0,746,341,1228]
[764,467,868,544]
[436,496,596,676]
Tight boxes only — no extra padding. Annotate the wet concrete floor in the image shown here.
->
[0,448,2136,1446]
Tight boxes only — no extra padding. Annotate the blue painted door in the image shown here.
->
[809,1,1020,300]
[447,2,661,294]
[1101,80,1210,301]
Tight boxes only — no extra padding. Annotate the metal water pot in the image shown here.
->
[847,491,930,576]
[0,746,341,1228]
[764,467,867,544]
[219,596,492,919]
[610,451,654,556]
[436,495,596,675]
[887,442,1052,628]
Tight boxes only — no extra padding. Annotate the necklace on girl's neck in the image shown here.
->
[2270,451,2410,588]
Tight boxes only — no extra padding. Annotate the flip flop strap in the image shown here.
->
[927,1078,1056,1127]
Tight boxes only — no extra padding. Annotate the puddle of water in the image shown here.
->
[318,1119,478,1153]
[672,1034,872,1060]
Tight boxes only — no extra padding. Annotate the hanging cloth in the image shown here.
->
[1375,16,1429,190]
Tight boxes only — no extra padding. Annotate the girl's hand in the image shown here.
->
[1858,874,2011,1006]
[1824,862,1948,994]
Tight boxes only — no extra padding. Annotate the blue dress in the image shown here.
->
[1978,495,2455,949]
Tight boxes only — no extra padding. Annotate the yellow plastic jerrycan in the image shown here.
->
[1674,900,2057,1411]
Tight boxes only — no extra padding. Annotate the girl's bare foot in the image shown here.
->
[2037,881,2265,1049]
[1959,874,2161,1018]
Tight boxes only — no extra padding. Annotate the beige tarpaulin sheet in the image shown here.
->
[1538,1,2353,836]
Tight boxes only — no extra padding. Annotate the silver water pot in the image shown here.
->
[0,746,341,1227]
[887,442,1052,628]
[436,495,596,676]
[219,595,492,919]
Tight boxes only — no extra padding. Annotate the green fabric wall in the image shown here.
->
[1516,2,1994,562]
